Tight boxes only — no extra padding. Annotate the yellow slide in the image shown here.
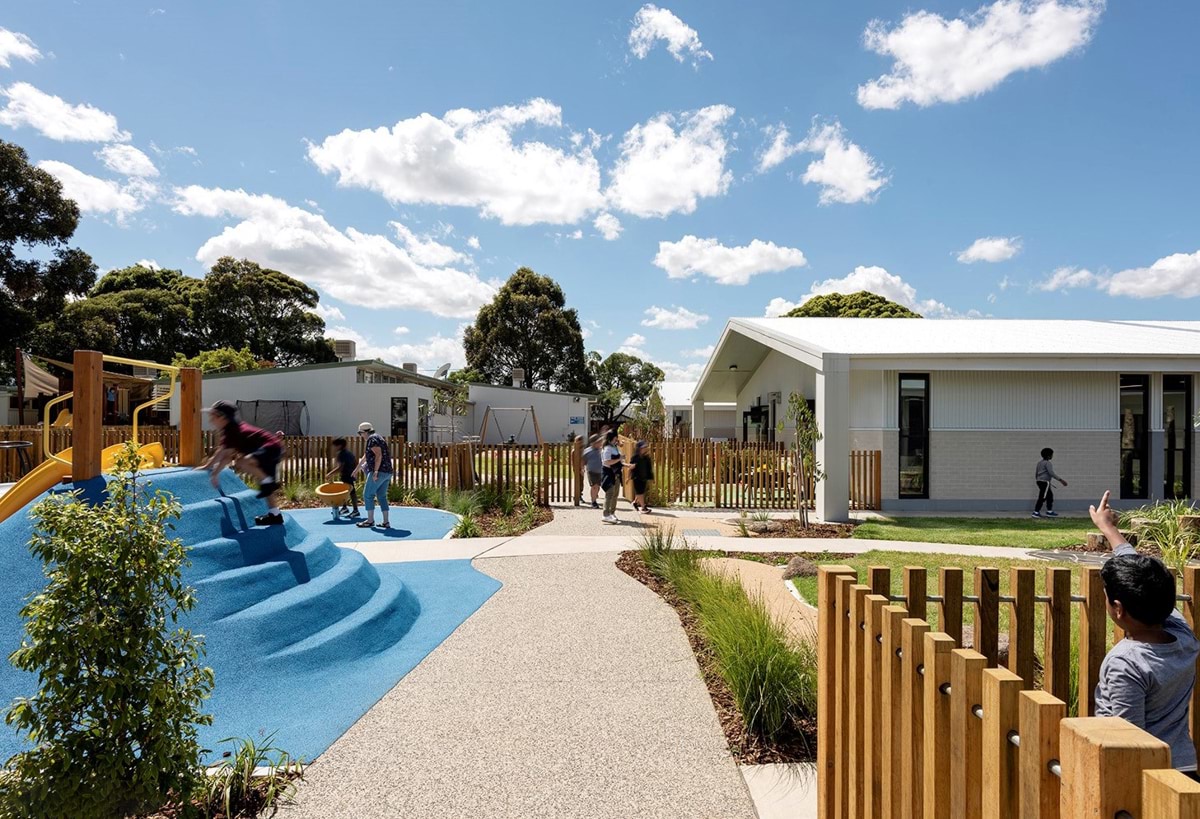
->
[0,442,165,524]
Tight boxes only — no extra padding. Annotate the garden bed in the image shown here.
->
[618,548,844,764]
[729,518,854,539]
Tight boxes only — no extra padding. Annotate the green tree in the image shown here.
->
[462,268,595,393]
[0,444,213,817]
[191,257,335,366]
[172,346,261,373]
[784,290,921,318]
[784,392,825,528]
[587,351,665,425]
[0,139,98,381]
[33,285,193,365]
[447,367,485,386]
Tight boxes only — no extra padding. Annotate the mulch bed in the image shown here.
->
[473,507,553,537]
[736,519,855,539]
[617,548,839,765]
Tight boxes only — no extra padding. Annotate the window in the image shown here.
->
[1164,375,1193,499]
[1119,375,1149,500]
[390,397,408,438]
[899,374,929,499]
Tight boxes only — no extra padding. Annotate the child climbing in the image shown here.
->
[326,437,360,517]
[197,400,286,526]
[1032,447,1068,518]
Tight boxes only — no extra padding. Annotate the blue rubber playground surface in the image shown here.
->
[286,506,458,542]
[0,468,499,763]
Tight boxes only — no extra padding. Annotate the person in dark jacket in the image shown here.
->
[197,400,285,526]
[630,440,654,514]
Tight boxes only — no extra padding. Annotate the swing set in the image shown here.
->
[478,406,543,446]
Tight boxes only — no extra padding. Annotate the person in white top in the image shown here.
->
[600,431,626,524]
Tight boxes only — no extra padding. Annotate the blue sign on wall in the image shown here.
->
[569,416,586,425]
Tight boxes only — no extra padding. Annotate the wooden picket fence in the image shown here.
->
[817,563,1200,818]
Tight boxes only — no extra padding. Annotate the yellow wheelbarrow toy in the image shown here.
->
[316,481,352,519]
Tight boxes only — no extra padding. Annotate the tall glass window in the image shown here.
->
[1119,375,1149,499]
[1164,375,1193,499]
[899,374,929,499]
[390,397,408,438]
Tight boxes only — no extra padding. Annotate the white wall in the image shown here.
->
[467,385,589,443]
[167,367,433,440]
[930,371,1116,430]
[735,349,816,444]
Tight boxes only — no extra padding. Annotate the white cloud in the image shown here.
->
[390,222,472,267]
[764,297,801,317]
[958,235,1021,263]
[96,144,159,178]
[606,105,734,218]
[628,4,712,66]
[660,361,706,381]
[466,236,480,249]
[653,235,807,286]
[757,125,804,172]
[1105,251,1200,299]
[307,98,604,226]
[1034,266,1101,291]
[0,27,41,68]
[325,324,467,371]
[0,82,130,142]
[136,258,161,270]
[593,211,622,241]
[171,185,498,318]
[774,265,962,317]
[641,305,709,330]
[569,229,583,240]
[684,344,715,359]
[37,160,151,222]
[313,303,345,322]
[857,0,1105,110]
[394,326,410,335]
[796,121,888,205]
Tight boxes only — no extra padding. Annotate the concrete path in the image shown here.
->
[282,552,756,819]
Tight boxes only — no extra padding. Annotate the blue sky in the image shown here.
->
[2,1,1198,380]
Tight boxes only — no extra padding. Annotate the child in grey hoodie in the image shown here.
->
[1032,447,1067,518]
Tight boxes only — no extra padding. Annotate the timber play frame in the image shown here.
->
[817,564,1200,818]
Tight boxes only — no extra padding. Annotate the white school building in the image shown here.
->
[690,318,1200,521]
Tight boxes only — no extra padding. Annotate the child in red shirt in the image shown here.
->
[197,400,285,526]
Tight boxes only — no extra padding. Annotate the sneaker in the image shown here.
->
[256,479,281,499]
[641,506,653,514]
[591,501,600,509]
[339,504,351,515]
[254,512,284,526]
[1045,511,1059,517]
[1031,511,1041,518]
[602,514,619,524]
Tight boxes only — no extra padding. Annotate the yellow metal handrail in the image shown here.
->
[39,355,181,465]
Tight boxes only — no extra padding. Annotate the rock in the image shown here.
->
[725,517,783,533]
[960,626,1011,668]
[783,556,819,580]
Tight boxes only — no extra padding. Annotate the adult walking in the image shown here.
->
[600,430,626,525]
[355,421,393,529]
[582,434,604,509]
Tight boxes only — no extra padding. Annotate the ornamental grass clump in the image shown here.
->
[0,442,214,819]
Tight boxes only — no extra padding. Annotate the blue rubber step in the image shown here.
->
[185,518,324,577]
[190,532,343,618]
[268,572,421,666]
[176,490,266,539]
[216,548,382,654]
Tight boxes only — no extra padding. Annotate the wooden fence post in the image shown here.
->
[904,567,927,620]
[950,649,986,819]
[1043,567,1072,702]
[178,366,203,466]
[834,575,856,819]
[881,605,909,818]
[1009,567,1036,686]
[974,568,1000,666]
[73,350,103,481]
[1143,769,1200,818]
[540,442,550,506]
[922,633,955,819]
[1019,690,1064,819]
[572,438,583,506]
[865,593,888,817]
[901,617,931,819]
[981,667,1021,819]
[849,584,870,818]
[940,568,964,646]
[1183,566,1200,766]
[1059,717,1169,817]
[818,566,856,819]
[1079,567,1106,717]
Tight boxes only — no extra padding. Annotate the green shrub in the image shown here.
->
[412,485,440,506]
[452,511,483,538]
[444,490,482,517]
[638,528,816,744]
[497,490,517,517]
[387,481,407,503]
[282,480,316,505]
[200,734,304,819]
[1121,499,1200,574]
[0,443,214,818]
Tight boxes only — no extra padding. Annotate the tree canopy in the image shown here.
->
[462,267,595,393]
[32,258,337,368]
[0,139,97,381]
[587,351,665,424]
[784,290,921,318]
[171,347,261,373]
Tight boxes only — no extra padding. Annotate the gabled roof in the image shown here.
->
[196,358,452,389]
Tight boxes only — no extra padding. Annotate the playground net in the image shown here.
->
[236,400,309,436]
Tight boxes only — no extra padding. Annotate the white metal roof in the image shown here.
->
[734,318,1200,358]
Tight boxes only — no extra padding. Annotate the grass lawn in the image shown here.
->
[852,516,1094,550]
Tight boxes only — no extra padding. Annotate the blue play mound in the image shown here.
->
[0,467,500,762]
[285,506,459,542]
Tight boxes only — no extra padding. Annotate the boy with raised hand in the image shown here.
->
[1090,490,1199,772]
[197,400,286,526]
